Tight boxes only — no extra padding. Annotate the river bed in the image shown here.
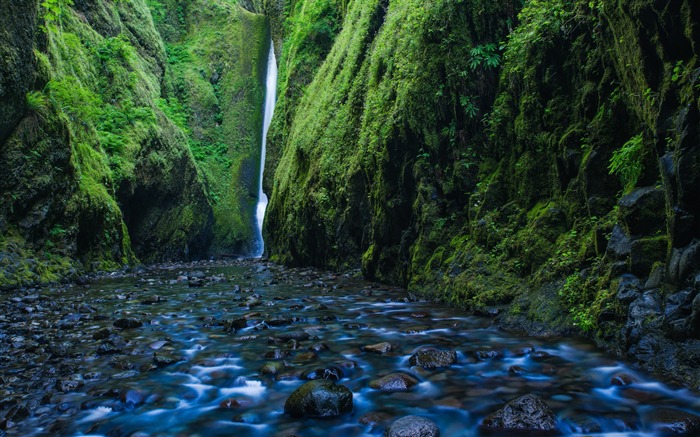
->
[1,260,699,436]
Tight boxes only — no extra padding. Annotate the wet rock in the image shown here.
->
[121,390,146,408]
[153,352,180,368]
[275,331,311,341]
[55,379,83,392]
[92,328,112,340]
[616,274,642,304]
[475,349,503,360]
[627,290,663,341]
[610,372,637,386]
[410,311,430,319]
[565,415,602,433]
[481,394,558,433]
[293,351,317,363]
[283,380,353,417]
[359,411,391,426]
[606,224,632,259]
[261,361,284,376]
[369,373,419,391]
[267,315,296,326]
[97,341,123,355]
[691,293,700,338]
[141,295,165,305]
[309,343,329,352]
[644,408,700,434]
[618,186,666,236]
[264,349,291,360]
[362,342,392,354]
[408,349,457,369]
[232,412,260,423]
[385,415,440,437]
[668,241,700,284]
[113,318,142,329]
[301,366,343,381]
[344,322,368,329]
[530,351,551,361]
[402,325,430,334]
[219,398,253,409]
[223,318,247,332]
[508,365,528,375]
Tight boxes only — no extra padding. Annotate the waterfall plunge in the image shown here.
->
[253,41,277,257]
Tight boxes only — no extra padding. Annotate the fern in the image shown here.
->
[608,133,644,192]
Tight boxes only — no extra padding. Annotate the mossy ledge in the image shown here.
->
[265,0,700,388]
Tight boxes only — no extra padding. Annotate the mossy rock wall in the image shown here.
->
[266,0,700,387]
[1,0,271,286]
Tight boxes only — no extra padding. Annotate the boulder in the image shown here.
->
[481,394,558,433]
[283,380,353,417]
[385,415,440,437]
[408,349,457,369]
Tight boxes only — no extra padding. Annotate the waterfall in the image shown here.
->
[253,40,277,257]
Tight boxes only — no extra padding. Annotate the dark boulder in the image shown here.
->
[385,415,440,437]
[408,349,457,369]
[481,394,558,433]
[283,379,353,417]
[618,186,666,236]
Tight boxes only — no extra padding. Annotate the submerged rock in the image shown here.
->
[283,379,353,417]
[385,415,440,437]
[113,318,142,329]
[362,342,392,354]
[369,373,419,391]
[481,394,558,433]
[644,408,700,435]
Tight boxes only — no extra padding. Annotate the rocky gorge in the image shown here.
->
[2,0,700,431]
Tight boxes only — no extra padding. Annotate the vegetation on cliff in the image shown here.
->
[0,0,269,287]
[265,0,700,387]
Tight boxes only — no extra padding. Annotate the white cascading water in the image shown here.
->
[253,40,277,257]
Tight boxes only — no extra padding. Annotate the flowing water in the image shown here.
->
[2,260,699,436]
[253,41,278,258]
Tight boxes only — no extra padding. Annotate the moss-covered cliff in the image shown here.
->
[265,0,700,387]
[0,0,270,286]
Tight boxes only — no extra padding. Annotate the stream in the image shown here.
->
[1,260,699,436]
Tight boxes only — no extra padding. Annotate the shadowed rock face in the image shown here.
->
[0,0,37,143]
